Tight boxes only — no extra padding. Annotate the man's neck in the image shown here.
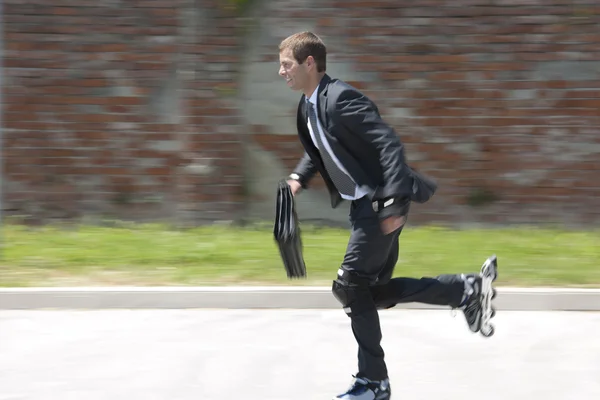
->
[303,72,326,98]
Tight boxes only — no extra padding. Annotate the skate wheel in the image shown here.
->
[491,288,497,299]
[490,307,496,318]
[481,325,495,338]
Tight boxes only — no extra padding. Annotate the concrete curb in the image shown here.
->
[1,286,600,311]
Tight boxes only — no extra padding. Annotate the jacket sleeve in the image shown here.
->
[291,151,318,189]
[334,88,414,218]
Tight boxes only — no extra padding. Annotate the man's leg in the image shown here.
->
[331,198,403,383]
[332,198,469,382]
[370,230,465,309]
[331,198,496,399]
[370,224,499,335]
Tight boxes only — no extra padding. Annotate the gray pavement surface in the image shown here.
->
[1,309,599,400]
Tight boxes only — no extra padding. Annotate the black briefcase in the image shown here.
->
[273,180,307,279]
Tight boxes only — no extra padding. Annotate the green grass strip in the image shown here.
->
[1,222,598,287]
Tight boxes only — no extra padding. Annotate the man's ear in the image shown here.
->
[306,56,314,70]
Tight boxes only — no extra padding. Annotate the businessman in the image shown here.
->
[278,31,497,400]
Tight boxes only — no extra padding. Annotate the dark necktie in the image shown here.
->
[307,100,356,197]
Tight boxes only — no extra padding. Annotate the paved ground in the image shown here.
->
[0,309,599,400]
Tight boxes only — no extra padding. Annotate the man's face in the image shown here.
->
[279,48,308,92]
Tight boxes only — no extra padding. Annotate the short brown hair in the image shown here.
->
[279,31,327,72]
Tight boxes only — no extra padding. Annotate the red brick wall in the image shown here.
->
[3,0,600,226]
[3,0,244,224]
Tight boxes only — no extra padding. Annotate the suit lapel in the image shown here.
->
[317,74,331,129]
[297,94,319,161]
[296,74,338,170]
[298,75,331,150]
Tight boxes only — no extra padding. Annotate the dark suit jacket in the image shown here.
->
[292,74,437,220]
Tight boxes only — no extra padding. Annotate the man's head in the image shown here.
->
[278,31,327,96]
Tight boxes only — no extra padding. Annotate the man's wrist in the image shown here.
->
[287,173,306,189]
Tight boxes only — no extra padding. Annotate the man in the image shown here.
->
[278,31,497,400]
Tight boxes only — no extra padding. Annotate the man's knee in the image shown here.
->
[331,269,374,317]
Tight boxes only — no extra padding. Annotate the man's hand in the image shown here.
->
[380,215,406,235]
[287,179,302,196]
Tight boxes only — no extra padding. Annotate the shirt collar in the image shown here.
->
[306,85,318,105]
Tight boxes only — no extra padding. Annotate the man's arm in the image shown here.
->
[288,151,318,195]
[335,88,413,220]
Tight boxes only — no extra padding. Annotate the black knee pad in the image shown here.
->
[331,280,353,314]
[331,275,373,317]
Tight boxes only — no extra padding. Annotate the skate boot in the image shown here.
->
[459,255,498,337]
[459,273,483,333]
[333,375,391,400]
